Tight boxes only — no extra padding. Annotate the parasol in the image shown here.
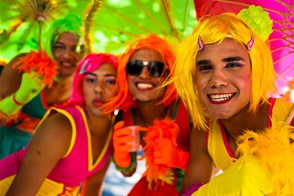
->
[0,0,74,61]
[0,0,197,59]
[80,0,197,54]
[193,0,294,102]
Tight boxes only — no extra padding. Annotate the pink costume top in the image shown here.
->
[0,106,113,195]
[207,98,294,171]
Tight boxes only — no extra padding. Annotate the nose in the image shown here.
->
[95,83,104,94]
[139,66,151,78]
[208,69,228,88]
[63,48,76,59]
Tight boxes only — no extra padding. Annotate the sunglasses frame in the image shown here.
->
[126,60,167,77]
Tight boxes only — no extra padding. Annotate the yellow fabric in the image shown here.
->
[191,155,272,196]
[207,98,294,171]
[207,121,235,171]
[0,175,80,196]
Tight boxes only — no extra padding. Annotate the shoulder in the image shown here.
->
[38,108,72,139]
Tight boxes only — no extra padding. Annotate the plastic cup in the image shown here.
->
[127,125,140,152]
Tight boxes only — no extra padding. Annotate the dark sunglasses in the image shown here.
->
[126,60,167,77]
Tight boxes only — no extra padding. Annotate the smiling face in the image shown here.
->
[195,38,251,119]
[52,32,84,78]
[127,49,168,103]
[83,63,117,117]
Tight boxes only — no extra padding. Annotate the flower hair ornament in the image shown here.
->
[197,5,273,52]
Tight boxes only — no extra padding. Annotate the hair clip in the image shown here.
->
[247,36,254,51]
[79,60,88,74]
[197,36,205,51]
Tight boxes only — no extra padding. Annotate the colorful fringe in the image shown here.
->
[143,118,179,189]
[12,50,58,88]
[236,121,294,195]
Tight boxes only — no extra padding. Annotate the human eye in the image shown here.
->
[84,75,97,83]
[53,43,65,50]
[105,77,116,86]
[225,62,243,68]
[196,60,212,73]
[197,64,212,73]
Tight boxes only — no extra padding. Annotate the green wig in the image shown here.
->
[174,13,276,129]
[42,14,84,59]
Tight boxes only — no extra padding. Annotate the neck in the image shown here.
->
[85,110,113,136]
[136,102,168,126]
[221,102,269,140]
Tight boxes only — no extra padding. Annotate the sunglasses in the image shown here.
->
[126,60,166,77]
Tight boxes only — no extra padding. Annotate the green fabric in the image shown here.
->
[0,71,44,115]
[0,93,46,159]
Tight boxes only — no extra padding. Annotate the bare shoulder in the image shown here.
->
[31,111,73,157]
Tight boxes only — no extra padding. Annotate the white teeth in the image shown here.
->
[62,63,72,67]
[209,93,233,102]
[137,83,153,89]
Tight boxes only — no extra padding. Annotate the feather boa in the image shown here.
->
[236,121,294,195]
[142,118,179,189]
[12,50,58,88]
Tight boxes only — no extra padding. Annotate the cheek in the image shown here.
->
[195,76,207,94]
[105,88,117,99]
[237,73,252,91]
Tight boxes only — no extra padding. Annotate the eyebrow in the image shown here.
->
[84,72,116,77]
[222,56,245,62]
[196,56,245,66]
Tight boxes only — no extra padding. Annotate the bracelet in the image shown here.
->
[113,152,137,175]
[12,95,24,106]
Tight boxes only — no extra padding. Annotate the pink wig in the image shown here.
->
[70,53,118,108]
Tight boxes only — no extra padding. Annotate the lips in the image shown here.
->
[208,93,235,104]
[93,99,105,107]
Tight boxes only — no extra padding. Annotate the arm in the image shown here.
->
[0,54,25,99]
[81,159,111,196]
[180,128,214,194]
[6,112,72,196]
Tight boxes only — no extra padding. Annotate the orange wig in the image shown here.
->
[103,34,177,113]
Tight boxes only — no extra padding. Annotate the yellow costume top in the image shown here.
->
[207,98,293,171]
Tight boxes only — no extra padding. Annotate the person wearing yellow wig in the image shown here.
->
[173,5,294,195]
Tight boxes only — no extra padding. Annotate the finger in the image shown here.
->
[113,127,133,137]
[114,121,125,130]
[114,135,136,145]
[117,143,134,152]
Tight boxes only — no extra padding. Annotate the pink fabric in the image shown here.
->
[0,106,113,187]
[220,122,236,159]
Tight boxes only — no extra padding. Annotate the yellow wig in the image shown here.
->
[174,13,276,129]
[103,34,177,113]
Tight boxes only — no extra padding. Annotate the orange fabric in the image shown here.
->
[113,121,132,167]
[142,118,179,188]
[12,50,58,88]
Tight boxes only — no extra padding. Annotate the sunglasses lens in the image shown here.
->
[126,60,166,77]
[126,60,143,76]
[149,62,164,77]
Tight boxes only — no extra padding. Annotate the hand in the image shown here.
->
[0,71,45,115]
[154,138,189,170]
[113,121,136,168]
[15,71,45,104]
